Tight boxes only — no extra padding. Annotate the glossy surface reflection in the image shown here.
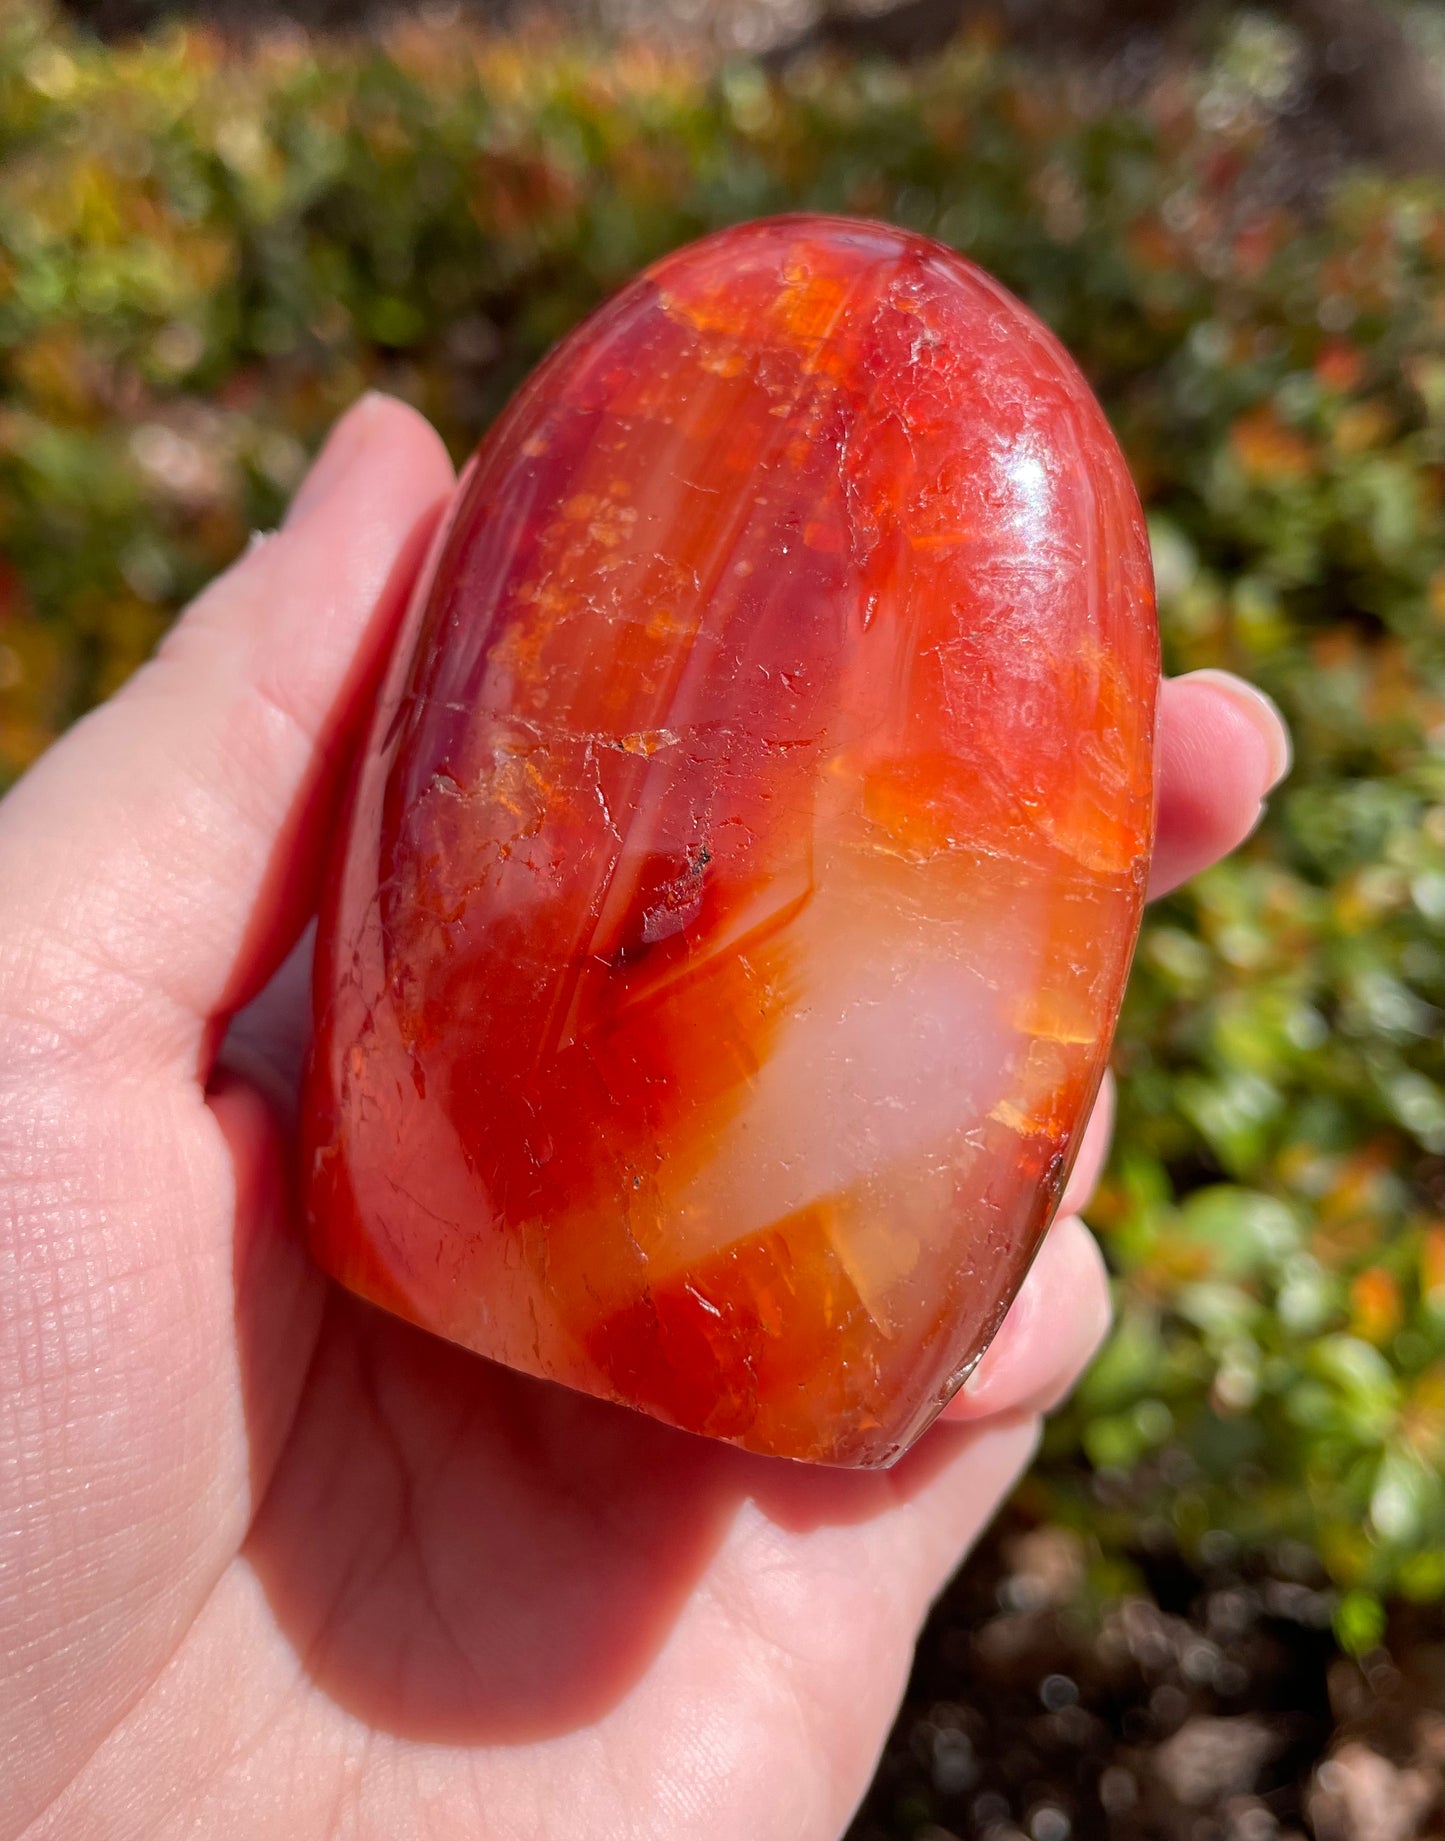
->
[303,215,1159,1466]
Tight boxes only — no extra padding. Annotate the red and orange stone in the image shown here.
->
[303,215,1159,1467]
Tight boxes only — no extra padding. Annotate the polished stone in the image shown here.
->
[303,214,1159,1466]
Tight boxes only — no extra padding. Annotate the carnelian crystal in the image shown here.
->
[303,215,1158,1466]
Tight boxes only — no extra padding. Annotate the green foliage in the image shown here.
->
[0,0,1440,1632]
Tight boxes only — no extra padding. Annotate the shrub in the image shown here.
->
[1,0,1440,1641]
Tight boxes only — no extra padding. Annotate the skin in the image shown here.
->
[0,395,1290,1841]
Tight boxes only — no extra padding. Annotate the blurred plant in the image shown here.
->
[0,0,1440,1645]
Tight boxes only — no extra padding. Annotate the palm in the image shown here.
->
[0,397,1286,1841]
[189,1075,1031,1837]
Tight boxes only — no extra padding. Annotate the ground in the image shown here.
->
[849,1506,1444,1841]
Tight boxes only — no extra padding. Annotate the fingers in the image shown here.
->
[0,395,454,1080]
[1149,669,1290,898]
[939,671,1291,1432]
[941,1213,1112,1422]
[945,672,1291,1427]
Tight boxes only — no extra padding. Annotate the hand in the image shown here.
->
[0,396,1289,1841]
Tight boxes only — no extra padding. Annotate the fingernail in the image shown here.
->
[284,392,387,528]
[1182,669,1292,793]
